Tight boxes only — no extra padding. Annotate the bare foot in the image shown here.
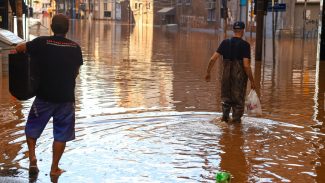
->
[29,158,39,175]
[50,167,66,176]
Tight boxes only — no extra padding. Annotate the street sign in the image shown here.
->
[240,0,247,6]
[267,3,286,12]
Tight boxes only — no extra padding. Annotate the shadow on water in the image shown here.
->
[0,19,325,182]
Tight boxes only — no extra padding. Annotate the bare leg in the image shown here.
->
[50,141,66,176]
[26,137,39,175]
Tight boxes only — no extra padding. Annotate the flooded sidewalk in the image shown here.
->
[0,19,325,182]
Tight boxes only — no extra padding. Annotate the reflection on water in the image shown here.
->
[218,123,247,182]
[315,61,325,183]
[0,19,324,182]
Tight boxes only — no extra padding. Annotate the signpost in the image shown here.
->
[255,0,265,61]
[267,3,286,12]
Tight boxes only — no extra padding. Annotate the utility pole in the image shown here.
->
[272,0,275,63]
[238,0,241,21]
[128,0,131,24]
[303,0,307,39]
[221,0,228,36]
[88,0,91,19]
[255,0,265,61]
[56,0,59,14]
[211,0,219,31]
[250,0,253,37]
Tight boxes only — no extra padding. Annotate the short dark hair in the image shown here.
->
[51,14,69,35]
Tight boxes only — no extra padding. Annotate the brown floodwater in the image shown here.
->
[0,18,325,182]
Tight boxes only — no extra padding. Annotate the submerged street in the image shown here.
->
[0,19,325,182]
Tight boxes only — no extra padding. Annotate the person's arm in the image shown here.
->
[15,42,27,53]
[74,46,83,77]
[205,52,220,82]
[16,37,43,54]
[243,58,256,89]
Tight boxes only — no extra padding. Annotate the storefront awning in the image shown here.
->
[157,7,175,15]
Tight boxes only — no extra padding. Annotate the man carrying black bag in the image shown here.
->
[15,14,83,177]
[9,52,39,100]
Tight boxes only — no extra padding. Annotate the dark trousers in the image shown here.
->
[221,60,248,121]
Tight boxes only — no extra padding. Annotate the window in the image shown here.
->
[207,9,216,22]
[104,3,107,11]
[135,3,138,9]
[146,2,150,9]
[104,11,111,17]
[184,0,191,5]
[177,0,182,5]
[206,2,216,9]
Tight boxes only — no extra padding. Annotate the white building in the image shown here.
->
[91,0,121,20]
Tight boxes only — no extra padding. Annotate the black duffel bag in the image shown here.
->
[9,52,39,100]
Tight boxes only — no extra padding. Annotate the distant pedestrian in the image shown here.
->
[205,21,256,123]
[88,12,93,21]
[15,14,83,177]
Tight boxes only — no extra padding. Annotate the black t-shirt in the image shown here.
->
[216,37,251,61]
[26,36,83,103]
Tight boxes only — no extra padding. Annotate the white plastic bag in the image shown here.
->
[245,90,262,116]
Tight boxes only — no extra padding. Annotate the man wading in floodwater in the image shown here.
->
[205,21,256,123]
[16,14,83,176]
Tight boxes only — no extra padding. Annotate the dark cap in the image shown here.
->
[233,21,245,30]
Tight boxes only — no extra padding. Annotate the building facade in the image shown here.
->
[175,0,220,30]
[52,0,320,38]
[92,0,122,20]
[72,0,122,20]
[126,0,234,30]
[264,0,320,38]
[128,0,154,25]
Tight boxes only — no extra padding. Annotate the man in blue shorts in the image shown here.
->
[16,14,83,176]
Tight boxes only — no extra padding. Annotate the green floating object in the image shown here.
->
[216,171,231,183]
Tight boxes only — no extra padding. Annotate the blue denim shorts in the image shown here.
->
[25,97,76,142]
